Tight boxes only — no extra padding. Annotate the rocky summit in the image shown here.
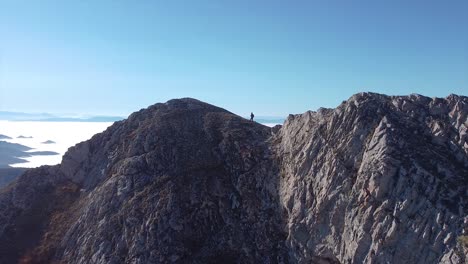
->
[0,93,466,264]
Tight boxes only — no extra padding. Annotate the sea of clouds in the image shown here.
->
[0,121,113,168]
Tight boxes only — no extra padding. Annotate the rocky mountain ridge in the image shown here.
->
[275,93,467,263]
[0,93,466,263]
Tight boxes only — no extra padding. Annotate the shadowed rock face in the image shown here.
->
[0,99,287,264]
[0,168,27,188]
[0,94,466,264]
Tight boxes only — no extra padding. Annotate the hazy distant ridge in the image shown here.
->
[0,111,124,122]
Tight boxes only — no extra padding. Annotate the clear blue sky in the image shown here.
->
[1,0,467,117]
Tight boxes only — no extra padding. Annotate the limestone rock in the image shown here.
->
[0,94,466,263]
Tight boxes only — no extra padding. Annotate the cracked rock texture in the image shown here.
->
[0,93,466,264]
[275,93,467,263]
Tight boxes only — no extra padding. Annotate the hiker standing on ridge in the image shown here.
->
[250,112,254,122]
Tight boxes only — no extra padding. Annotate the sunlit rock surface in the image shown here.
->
[0,93,466,263]
[275,93,467,263]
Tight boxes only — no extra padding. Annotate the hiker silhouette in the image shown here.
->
[250,112,254,122]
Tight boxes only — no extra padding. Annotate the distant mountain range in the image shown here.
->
[0,111,124,122]
[253,117,285,124]
[0,141,59,168]
[0,134,12,140]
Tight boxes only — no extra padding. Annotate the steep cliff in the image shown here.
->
[0,93,466,264]
[275,93,467,263]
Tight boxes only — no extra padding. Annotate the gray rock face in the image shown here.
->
[0,99,286,264]
[0,94,466,264]
[275,93,467,263]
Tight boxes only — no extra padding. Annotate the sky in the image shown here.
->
[0,0,467,117]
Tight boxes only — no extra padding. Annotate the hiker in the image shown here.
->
[250,112,254,122]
